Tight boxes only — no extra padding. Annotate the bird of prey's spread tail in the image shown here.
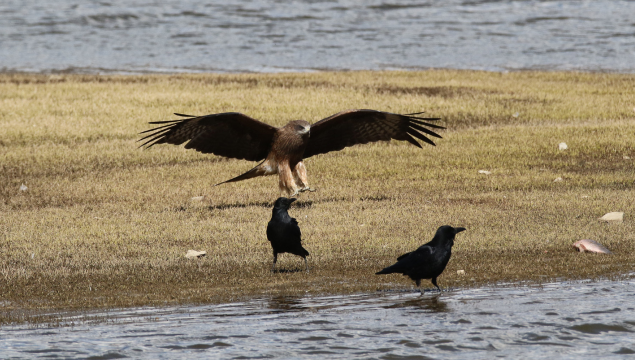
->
[139,109,443,196]
[266,197,309,272]
[376,226,466,294]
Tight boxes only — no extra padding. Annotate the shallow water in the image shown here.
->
[2,279,634,359]
[2,0,634,74]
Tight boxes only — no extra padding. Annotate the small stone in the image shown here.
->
[191,196,207,202]
[478,170,491,175]
[512,112,519,118]
[19,184,28,191]
[553,177,563,182]
[457,270,465,275]
[558,142,568,151]
[624,155,631,160]
[598,212,624,223]
[185,250,207,259]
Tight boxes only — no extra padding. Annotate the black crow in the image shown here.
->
[376,225,466,293]
[267,197,309,272]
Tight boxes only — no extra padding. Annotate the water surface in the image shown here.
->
[1,0,634,74]
[2,279,634,359]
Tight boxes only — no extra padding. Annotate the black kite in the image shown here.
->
[139,109,443,196]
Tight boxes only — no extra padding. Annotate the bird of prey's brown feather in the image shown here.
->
[139,109,444,196]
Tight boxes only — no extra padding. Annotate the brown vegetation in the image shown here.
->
[1,70,634,324]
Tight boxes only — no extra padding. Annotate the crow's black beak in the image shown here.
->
[454,227,467,234]
[289,198,297,204]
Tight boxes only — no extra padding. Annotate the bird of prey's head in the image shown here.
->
[288,120,310,135]
[273,197,297,210]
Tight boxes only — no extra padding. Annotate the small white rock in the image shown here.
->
[185,250,207,259]
[624,155,631,160]
[478,170,491,175]
[191,196,207,202]
[457,270,466,275]
[19,184,28,191]
[553,177,563,182]
[598,212,624,223]
[558,142,568,151]
[512,112,519,118]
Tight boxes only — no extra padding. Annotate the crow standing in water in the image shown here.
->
[267,197,309,272]
[376,225,466,293]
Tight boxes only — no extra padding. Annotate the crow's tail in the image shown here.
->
[375,265,397,275]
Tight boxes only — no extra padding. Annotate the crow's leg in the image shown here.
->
[431,277,442,292]
[416,279,424,295]
[304,257,309,272]
[271,252,278,272]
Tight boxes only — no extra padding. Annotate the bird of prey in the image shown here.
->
[266,197,309,272]
[376,225,466,293]
[139,109,443,196]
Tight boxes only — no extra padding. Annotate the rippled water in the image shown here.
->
[2,279,634,359]
[1,0,634,74]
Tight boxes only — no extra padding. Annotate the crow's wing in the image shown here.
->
[397,251,413,261]
[408,246,436,264]
[382,246,434,274]
[267,217,302,244]
[138,112,277,161]
[303,109,443,158]
[285,217,302,241]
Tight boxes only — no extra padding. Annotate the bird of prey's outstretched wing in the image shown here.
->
[138,112,277,161]
[303,109,444,158]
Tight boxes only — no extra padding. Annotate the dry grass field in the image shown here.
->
[1,70,634,324]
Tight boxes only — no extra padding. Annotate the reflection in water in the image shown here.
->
[384,293,449,313]
[268,296,305,312]
[1,278,634,359]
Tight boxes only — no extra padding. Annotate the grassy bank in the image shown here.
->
[1,70,634,324]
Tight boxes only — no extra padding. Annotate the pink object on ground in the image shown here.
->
[572,239,612,254]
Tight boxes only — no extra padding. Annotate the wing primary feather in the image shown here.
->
[409,123,443,138]
[408,114,441,121]
[148,119,185,124]
[137,126,174,142]
[404,111,427,116]
[174,113,196,117]
[138,122,180,134]
[409,118,446,129]
[408,129,436,146]
[405,134,424,148]
[138,132,171,148]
